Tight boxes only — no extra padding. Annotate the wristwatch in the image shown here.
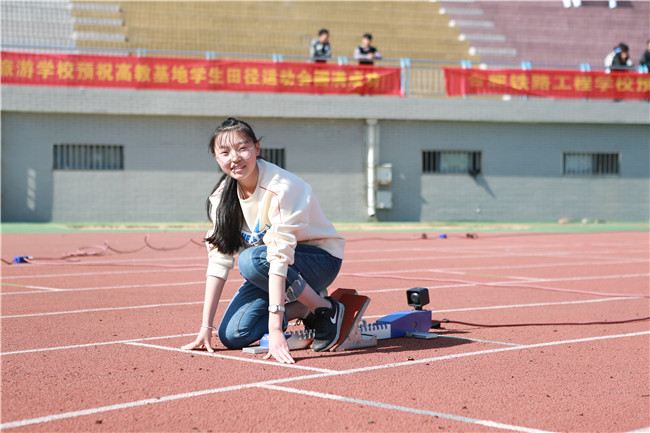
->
[268,304,285,313]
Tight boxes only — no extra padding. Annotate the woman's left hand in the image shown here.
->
[263,329,295,364]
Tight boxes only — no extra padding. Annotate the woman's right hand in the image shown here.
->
[181,327,215,353]
[263,329,295,364]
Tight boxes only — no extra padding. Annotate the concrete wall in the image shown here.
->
[1,112,366,222]
[379,121,650,221]
[2,85,648,222]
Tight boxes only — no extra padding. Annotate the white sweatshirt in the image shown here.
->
[206,159,346,280]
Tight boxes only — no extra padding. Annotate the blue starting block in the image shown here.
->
[376,310,432,338]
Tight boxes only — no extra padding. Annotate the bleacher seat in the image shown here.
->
[3,0,647,69]
[439,0,650,68]
[64,1,477,63]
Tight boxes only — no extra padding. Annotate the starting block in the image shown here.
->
[329,289,437,350]
[358,320,391,339]
[376,310,433,338]
[242,288,437,355]
[357,311,437,340]
[331,289,377,352]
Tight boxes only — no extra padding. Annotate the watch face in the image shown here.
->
[269,304,284,313]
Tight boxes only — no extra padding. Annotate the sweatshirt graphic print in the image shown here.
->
[241,220,270,248]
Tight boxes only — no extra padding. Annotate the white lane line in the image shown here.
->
[0,281,204,295]
[349,257,647,270]
[0,266,206,280]
[361,285,454,294]
[0,333,198,356]
[0,373,330,431]
[1,279,245,296]
[1,301,205,319]
[344,272,650,297]
[4,247,646,280]
[120,332,650,377]
[429,296,644,314]
[347,244,647,257]
[350,266,650,281]
[0,280,437,296]
[5,330,646,431]
[125,342,337,374]
[2,295,642,330]
[339,331,650,376]
[5,270,647,297]
[344,253,521,263]
[2,290,63,296]
[435,259,649,273]
[0,289,645,338]
[21,285,65,292]
[498,273,649,285]
[261,384,554,433]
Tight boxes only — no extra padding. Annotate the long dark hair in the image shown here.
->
[205,118,260,255]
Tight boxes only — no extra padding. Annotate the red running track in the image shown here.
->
[1,230,649,432]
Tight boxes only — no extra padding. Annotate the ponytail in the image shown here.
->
[205,173,243,255]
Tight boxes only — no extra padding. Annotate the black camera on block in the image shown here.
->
[406,287,429,310]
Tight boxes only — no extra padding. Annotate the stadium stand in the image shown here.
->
[2,0,478,63]
[439,0,650,68]
[1,1,77,52]
[104,1,476,61]
[3,0,648,68]
[1,0,127,55]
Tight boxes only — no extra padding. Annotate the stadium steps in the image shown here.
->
[440,0,650,66]
[1,0,77,49]
[70,1,127,50]
[86,0,478,62]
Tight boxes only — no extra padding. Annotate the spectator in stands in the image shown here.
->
[310,29,332,63]
[605,43,634,72]
[354,33,382,65]
[639,40,650,67]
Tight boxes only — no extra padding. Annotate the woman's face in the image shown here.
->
[214,131,260,184]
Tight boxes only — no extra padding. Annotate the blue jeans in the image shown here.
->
[218,244,342,349]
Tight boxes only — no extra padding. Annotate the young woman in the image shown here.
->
[182,118,346,364]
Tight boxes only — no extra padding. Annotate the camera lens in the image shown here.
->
[410,293,421,304]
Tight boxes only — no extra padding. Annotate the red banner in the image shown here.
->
[444,67,650,100]
[1,51,403,96]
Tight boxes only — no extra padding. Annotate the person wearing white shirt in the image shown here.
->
[182,118,346,364]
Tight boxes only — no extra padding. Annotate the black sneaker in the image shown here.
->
[311,297,345,352]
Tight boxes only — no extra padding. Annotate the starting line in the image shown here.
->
[2,330,647,432]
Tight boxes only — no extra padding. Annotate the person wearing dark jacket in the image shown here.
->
[354,33,382,65]
[608,43,634,71]
[310,29,332,63]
